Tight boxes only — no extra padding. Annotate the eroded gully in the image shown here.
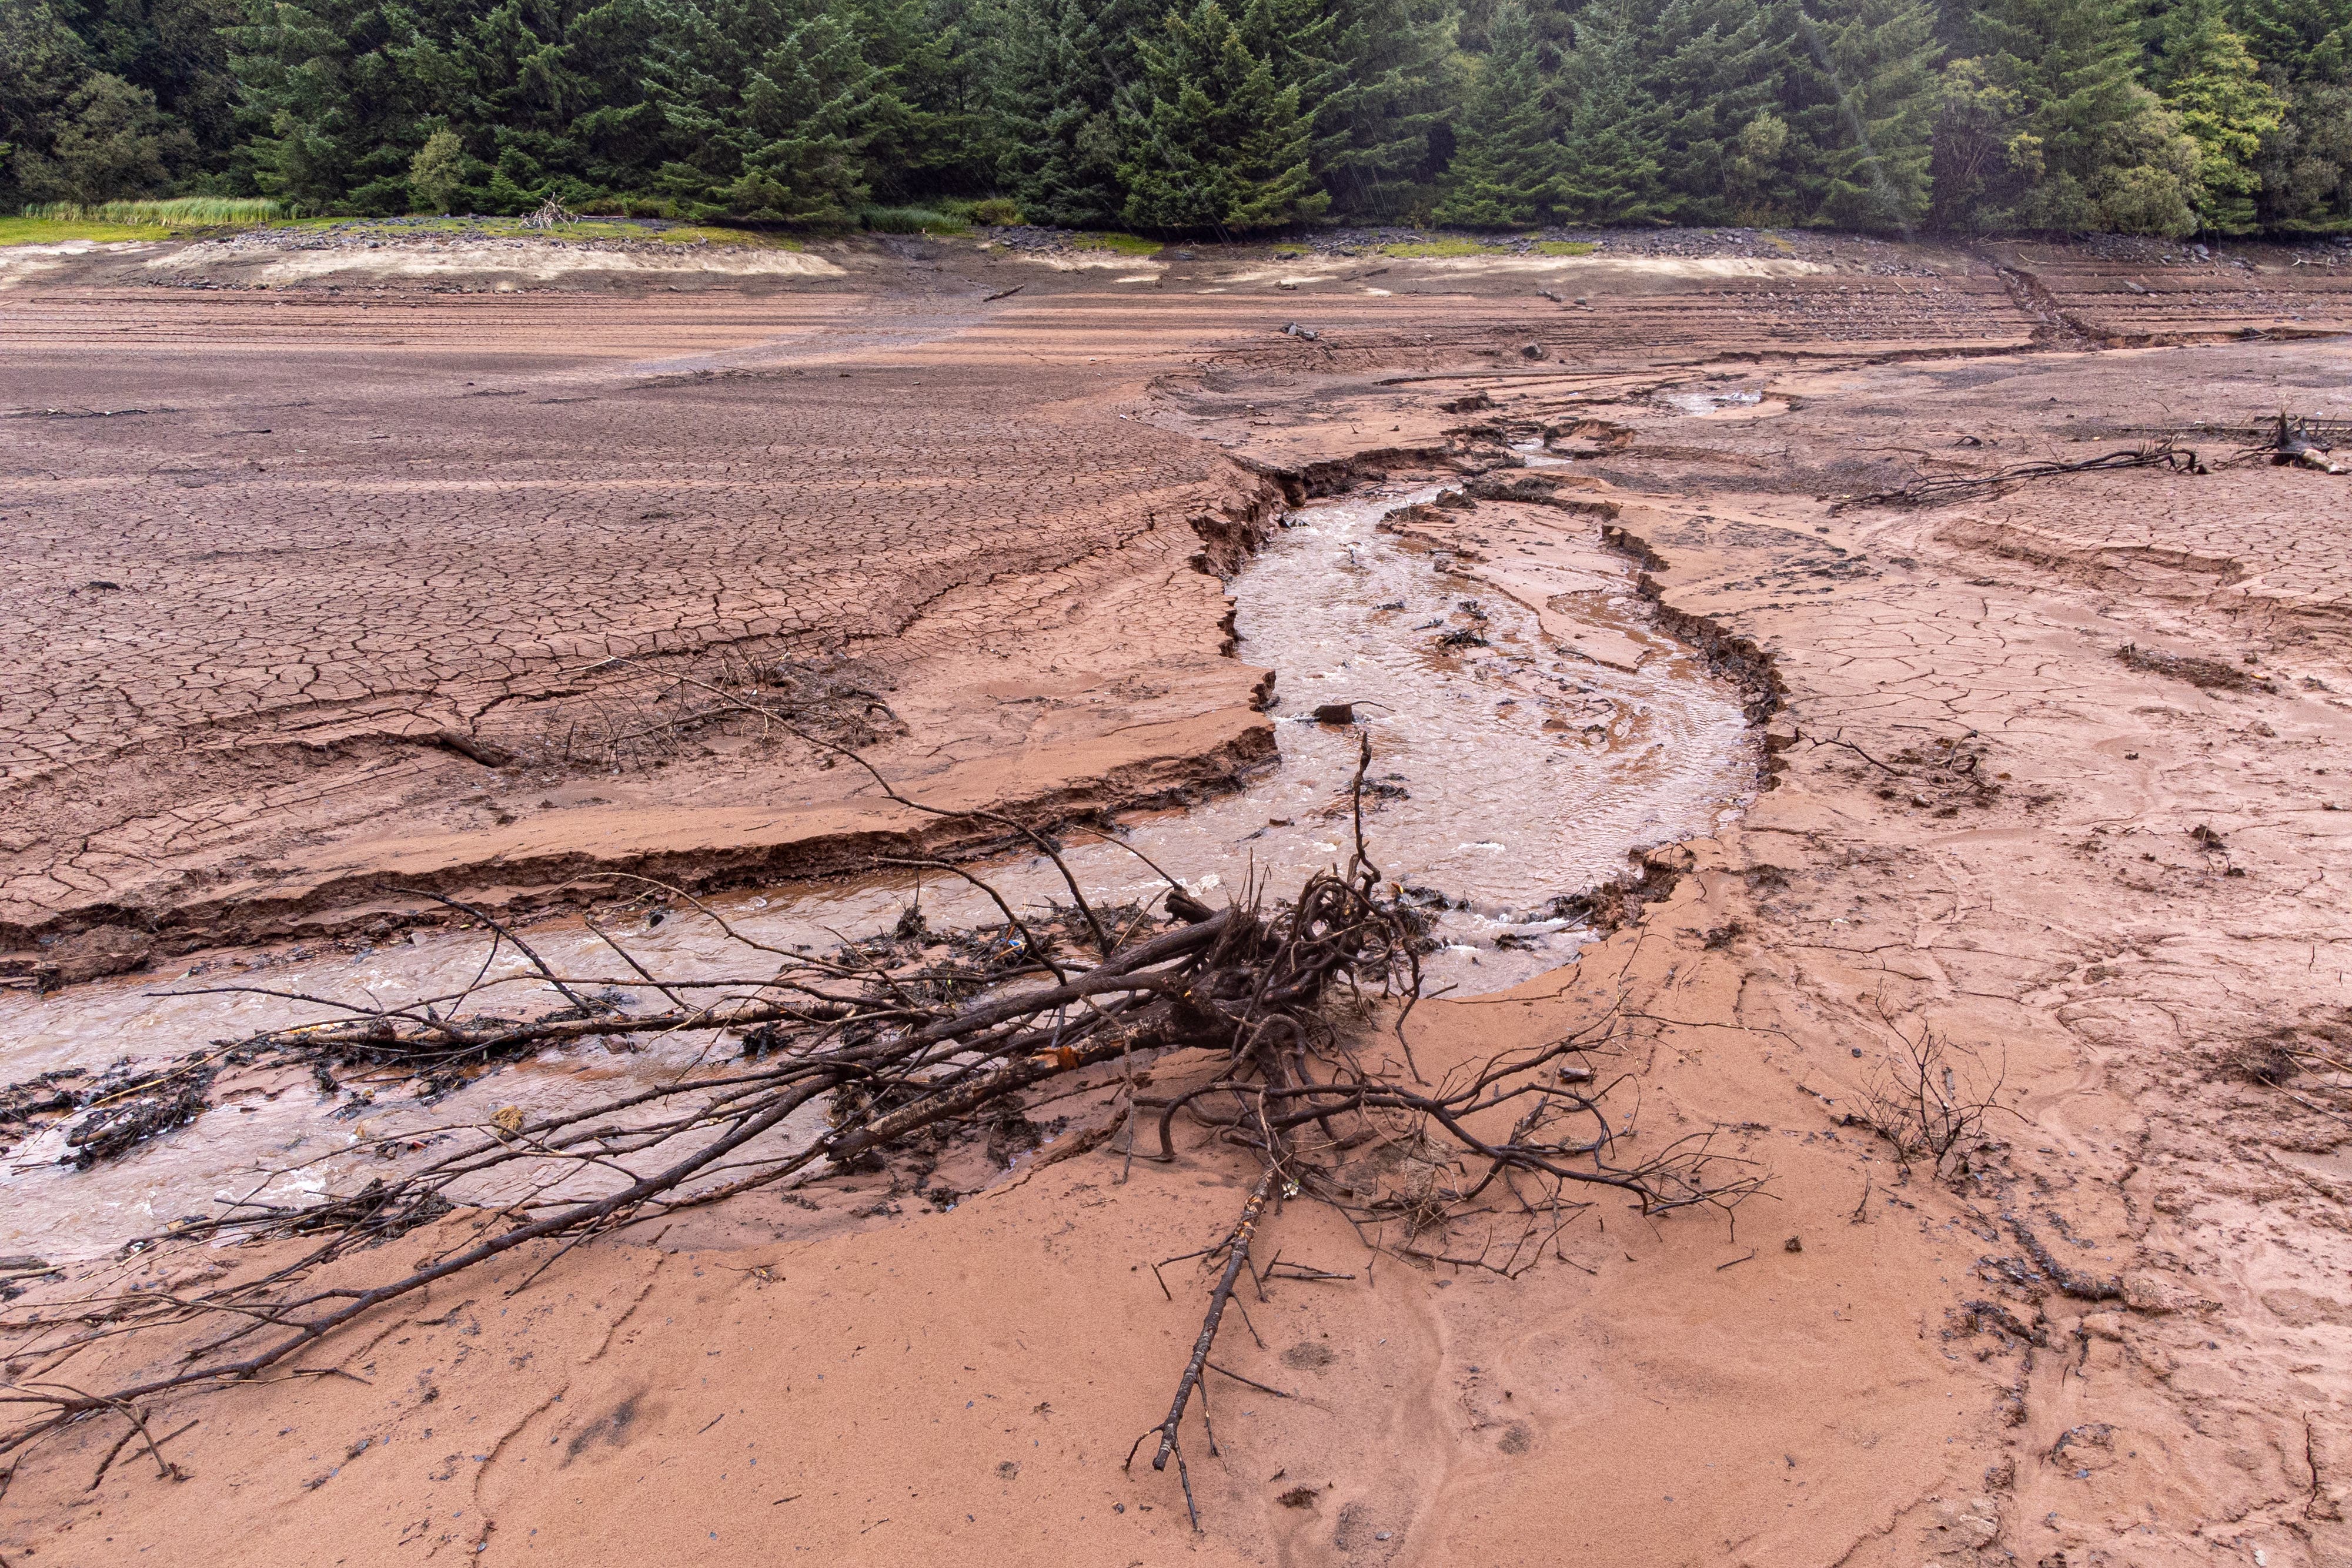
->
[0,466,1756,1259]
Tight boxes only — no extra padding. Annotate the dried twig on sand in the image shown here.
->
[1847,1020,2006,1179]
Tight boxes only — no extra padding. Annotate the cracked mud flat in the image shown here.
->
[1,234,2350,1566]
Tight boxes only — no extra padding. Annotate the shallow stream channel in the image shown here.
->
[0,470,1756,1259]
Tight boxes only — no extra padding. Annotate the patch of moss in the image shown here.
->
[1532,240,1598,256]
[1074,230,1164,256]
[1375,237,1503,258]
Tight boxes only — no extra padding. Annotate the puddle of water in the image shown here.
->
[0,479,1755,1258]
[1665,390,1769,420]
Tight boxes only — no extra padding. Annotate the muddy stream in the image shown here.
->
[0,472,1755,1259]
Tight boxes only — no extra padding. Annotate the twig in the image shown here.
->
[1128,1170,1276,1530]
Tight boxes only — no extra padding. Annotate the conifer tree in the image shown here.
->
[11,72,187,201]
[2157,0,2286,229]
[1312,0,1458,216]
[1785,0,1942,230]
[1116,0,1328,229]
[850,0,1007,198]
[1432,0,1565,223]
[724,0,884,220]
[1555,2,1665,224]
[2,0,243,209]
[2222,0,2352,81]
[1957,0,2200,232]
[1635,0,1785,223]
[997,0,1154,223]
[2221,0,2352,225]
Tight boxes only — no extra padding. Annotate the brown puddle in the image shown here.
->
[0,478,1754,1259]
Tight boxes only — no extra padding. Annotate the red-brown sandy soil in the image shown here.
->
[2,230,2350,1566]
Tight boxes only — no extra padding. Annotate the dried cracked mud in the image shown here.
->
[1,230,2349,1566]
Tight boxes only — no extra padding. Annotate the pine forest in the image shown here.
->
[6,0,2352,235]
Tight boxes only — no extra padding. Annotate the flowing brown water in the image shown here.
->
[0,476,1755,1258]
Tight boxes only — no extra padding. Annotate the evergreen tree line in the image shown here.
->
[6,0,2351,234]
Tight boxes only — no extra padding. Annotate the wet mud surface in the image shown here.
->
[1,233,2350,1567]
[0,469,1755,1261]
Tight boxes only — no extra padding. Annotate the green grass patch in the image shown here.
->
[1375,237,1502,258]
[1532,240,1598,256]
[861,205,969,235]
[23,196,289,226]
[4,195,294,245]
[300,215,797,247]
[1073,230,1162,256]
[0,216,172,244]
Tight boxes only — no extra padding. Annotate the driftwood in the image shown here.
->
[0,735,1756,1529]
[2247,412,2343,472]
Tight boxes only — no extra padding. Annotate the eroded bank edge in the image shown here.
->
[5,423,1789,987]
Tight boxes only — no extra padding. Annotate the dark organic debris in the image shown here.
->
[2006,1212,2124,1301]
[1831,440,2204,512]
[1813,729,2003,817]
[1,1056,223,1166]
[2117,643,2278,694]
[48,1057,219,1168]
[2222,1037,2299,1085]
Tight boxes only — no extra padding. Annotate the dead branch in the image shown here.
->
[0,735,1758,1537]
[1127,1169,1274,1528]
[1830,440,2204,512]
[1846,1010,2006,1179]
